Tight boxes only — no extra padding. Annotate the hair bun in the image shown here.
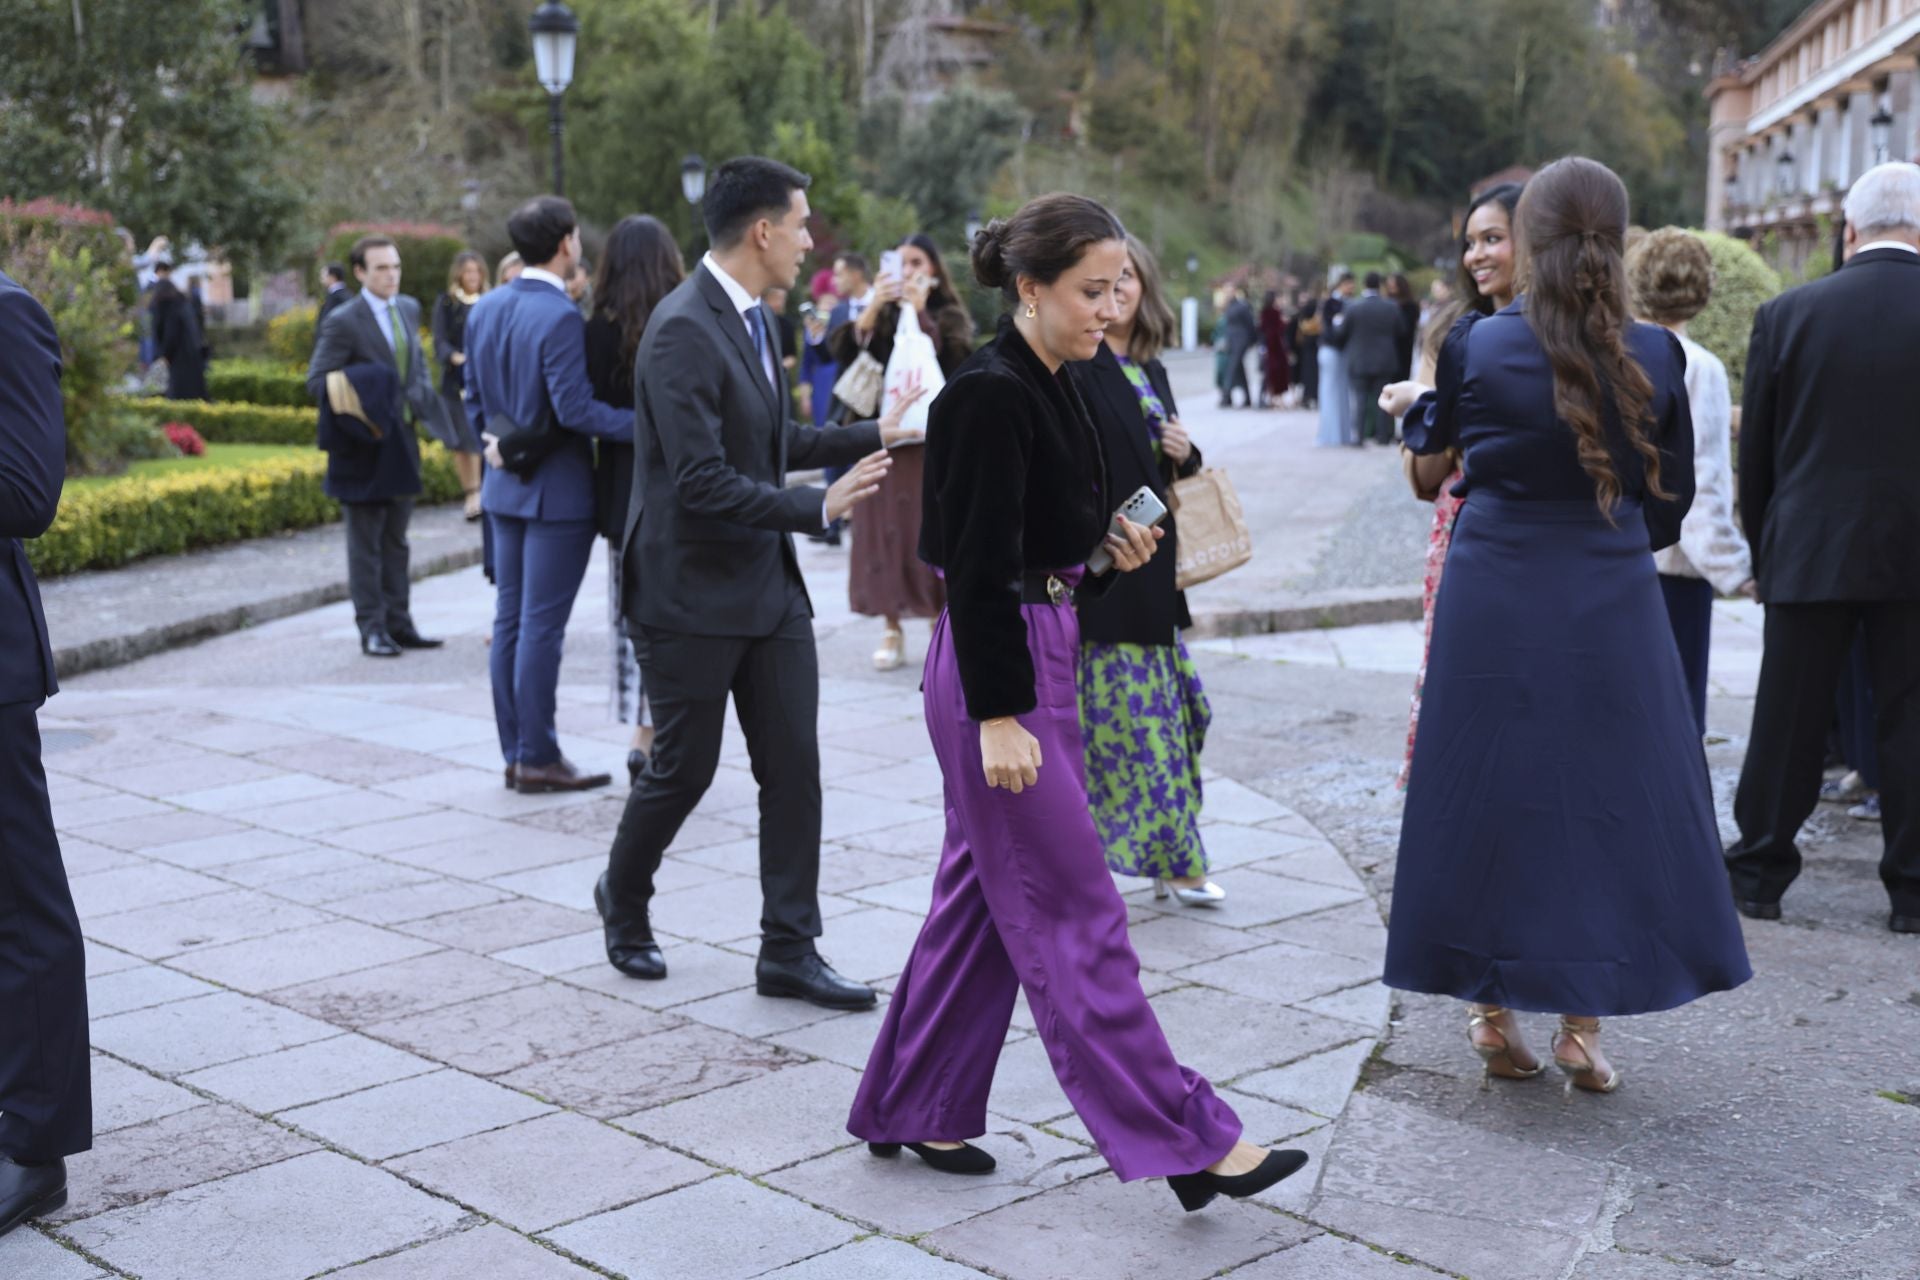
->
[970,218,1012,291]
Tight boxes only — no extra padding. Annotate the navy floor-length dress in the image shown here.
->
[1385,303,1752,1016]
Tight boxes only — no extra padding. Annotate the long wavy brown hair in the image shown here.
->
[1515,157,1668,515]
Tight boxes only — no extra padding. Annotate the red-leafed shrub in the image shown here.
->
[161,423,207,456]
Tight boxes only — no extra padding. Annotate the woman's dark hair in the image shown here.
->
[1423,181,1525,365]
[703,156,810,249]
[507,196,577,265]
[1515,155,1667,515]
[447,250,488,294]
[594,214,686,381]
[1387,272,1412,302]
[970,193,1127,304]
[902,233,963,314]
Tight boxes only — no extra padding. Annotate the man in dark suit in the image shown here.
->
[1330,271,1408,445]
[463,196,633,794]
[1725,162,1920,934]
[315,262,350,333]
[307,236,453,658]
[601,156,908,1008]
[0,270,90,1238]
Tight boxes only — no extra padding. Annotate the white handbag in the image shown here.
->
[880,302,946,439]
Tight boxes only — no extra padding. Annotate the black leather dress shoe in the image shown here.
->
[391,628,445,649]
[0,1157,67,1239]
[361,631,402,658]
[1734,898,1782,921]
[1891,914,1920,935]
[504,765,516,790]
[756,953,877,1010]
[594,873,666,979]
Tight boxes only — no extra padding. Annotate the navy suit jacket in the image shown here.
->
[464,276,631,523]
[0,272,65,703]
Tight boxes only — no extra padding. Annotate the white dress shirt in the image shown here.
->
[519,266,569,295]
[1855,240,1920,256]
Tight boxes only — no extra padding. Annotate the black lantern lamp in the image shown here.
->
[529,2,579,196]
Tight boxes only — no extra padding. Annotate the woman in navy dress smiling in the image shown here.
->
[1378,157,1751,1097]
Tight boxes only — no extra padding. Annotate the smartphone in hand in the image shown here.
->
[1085,485,1170,575]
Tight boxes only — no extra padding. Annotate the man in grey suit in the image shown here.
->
[600,156,911,1009]
[307,236,454,657]
[1330,271,1408,445]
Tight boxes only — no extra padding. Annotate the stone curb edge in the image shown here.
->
[51,545,486,681]
[1187,591,1424,638]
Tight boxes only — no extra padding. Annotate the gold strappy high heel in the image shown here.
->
[1551,1017,1622,1098]
[1466,1005,1544,1089]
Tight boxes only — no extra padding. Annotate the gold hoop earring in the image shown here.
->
[1024,302,1036,319]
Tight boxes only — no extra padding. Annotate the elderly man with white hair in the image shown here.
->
[1725,161,1920,934]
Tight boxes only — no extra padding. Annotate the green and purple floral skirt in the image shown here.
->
[1075,638,1211,881]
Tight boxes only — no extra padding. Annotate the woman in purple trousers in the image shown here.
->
[846,194,1307,1212]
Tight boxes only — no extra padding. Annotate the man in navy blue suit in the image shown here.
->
[0,270,90,1238]
[464,196,633,793]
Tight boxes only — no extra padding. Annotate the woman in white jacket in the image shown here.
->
[1627,228,1755,735]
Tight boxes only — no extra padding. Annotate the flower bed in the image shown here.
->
[30,441,463,577]
[123,397,316,445]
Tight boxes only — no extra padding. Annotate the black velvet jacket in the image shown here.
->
[1067,344,1203,646]
[920,314,1112,721]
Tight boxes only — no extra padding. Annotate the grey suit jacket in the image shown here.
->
[621,264,881,637]
[1331,293,1407,378]
[306,292,453,441]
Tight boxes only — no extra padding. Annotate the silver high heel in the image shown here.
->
[1154,878,1227,907]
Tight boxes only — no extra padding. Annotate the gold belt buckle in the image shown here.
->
[1046,575,1069,605]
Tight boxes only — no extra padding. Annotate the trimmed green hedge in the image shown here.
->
[124,397,315,445]
[207,358,310,407]
[29,441,463,577]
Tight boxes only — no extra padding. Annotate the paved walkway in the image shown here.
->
[13,360,1917,1278]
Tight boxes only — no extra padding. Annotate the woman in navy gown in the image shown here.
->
[1378,157,1751,1096]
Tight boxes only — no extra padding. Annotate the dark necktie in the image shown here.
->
[747,306,774,390]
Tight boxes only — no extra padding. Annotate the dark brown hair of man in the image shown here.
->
[1514,156,1668,515]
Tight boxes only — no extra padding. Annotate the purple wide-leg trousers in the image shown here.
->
[847,598,1241,1182]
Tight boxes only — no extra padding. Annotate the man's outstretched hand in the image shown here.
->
[824,450,894,524]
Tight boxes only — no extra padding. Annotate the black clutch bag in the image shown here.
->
[490,404,561,478]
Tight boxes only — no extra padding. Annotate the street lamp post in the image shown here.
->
[680,154,708,207]
[529,2,579,197]
[1181,255,1201,352]
[1871,101,1894,166]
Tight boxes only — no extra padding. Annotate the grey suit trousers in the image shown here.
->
[343,497,414,638]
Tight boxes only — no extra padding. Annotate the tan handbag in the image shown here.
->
[1169,467,1253,590]
[831,350,885,418]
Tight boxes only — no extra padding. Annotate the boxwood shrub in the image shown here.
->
[207,358,310,408]
[123,397,315,445]
[29,442,463,577]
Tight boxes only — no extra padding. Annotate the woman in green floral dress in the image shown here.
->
[1067,236,1224,905]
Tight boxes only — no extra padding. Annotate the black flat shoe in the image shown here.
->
[1734,898,1782,921]
[594,873,665,980]
[756,953,877,1010]
[0,1157,67,1239]
[868,1141,996,1174]
[1891,914,1920,935]
[1166,1148,1309,1214]
[627,750,648,787]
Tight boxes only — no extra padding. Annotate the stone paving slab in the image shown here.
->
[16,393,1895,1277]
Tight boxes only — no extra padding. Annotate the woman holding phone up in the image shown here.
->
[847,194,1306,1212]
